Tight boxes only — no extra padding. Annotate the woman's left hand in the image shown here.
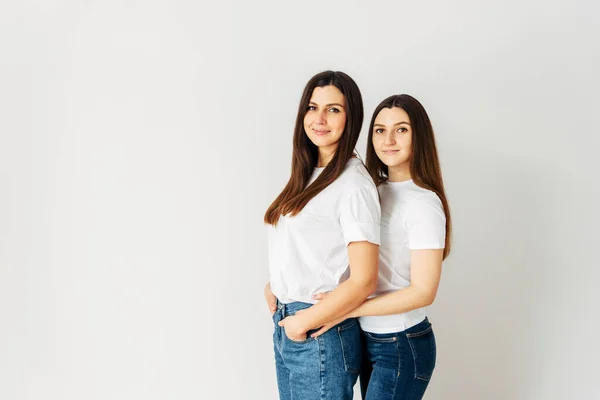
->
[278,315,309,342]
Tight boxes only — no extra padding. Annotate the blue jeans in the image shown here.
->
[272,301,361,400]
[359,318,436,400]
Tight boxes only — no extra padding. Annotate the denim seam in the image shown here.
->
[405,325,432,338]
[288,336,314,345]
[318,335,326,400]
[337,327,350,372]
[392,338,400,399]
[337,317,357,331]
[337,326,361,374]
[364,331,397,343]
[406,335,431,382]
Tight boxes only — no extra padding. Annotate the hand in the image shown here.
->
[312,291,330,301]
[310,315,347,338]
[310,291,351,338]
[264,282,277,315]
[278,314,309,342]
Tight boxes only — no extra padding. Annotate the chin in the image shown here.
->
[308,136,336,148]
[378,156,407,169]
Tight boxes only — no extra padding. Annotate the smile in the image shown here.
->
[312,128,330,136]
[382,150,399,154]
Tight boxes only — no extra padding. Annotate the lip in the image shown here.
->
[382,150,399,154]
[312,128,330,136]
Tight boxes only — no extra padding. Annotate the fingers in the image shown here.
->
[311,325,329,338]
[312,292,330,300]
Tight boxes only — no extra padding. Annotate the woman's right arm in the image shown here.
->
[264,282,277,315]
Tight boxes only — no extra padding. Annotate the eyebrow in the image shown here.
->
[309,102,345,108]
[373,121,411,127]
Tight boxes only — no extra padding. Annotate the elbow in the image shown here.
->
[351,275,378,299]
[363,276,379,298]
[421,291,437,307]
[365,278,378,297]
[412,285,437,307]
[423,295,435,307]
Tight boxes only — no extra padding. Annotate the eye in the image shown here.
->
[328,107,340,113]
[307,105,316,111]
[397,127,408,133]
[375,128,384,134]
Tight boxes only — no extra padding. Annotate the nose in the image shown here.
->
[383,131,395,145]
[314,110,326,125]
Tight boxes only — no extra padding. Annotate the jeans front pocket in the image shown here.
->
[337,318,362,373]
[405,322,436,381]
[284,329,316,345]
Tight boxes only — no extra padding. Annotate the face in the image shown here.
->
[303,85,347,151]
[372,107,412,170]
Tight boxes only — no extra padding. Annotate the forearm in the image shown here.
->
[349,285,435,318]
[303,278,376,330]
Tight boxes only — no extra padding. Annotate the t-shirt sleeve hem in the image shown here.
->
[408,243,445,250]
[343,221,381,246]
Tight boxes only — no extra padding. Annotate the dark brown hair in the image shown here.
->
[264,71,364,225]
[366,94,452,258]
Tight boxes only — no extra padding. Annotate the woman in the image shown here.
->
[271,94,452,399]
[263,71,381,399]
[314,94,451,399]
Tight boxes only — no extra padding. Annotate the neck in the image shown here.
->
[317,145,337,167]
[388,164,411,182]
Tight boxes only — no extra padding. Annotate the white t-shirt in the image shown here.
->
[358,180,446,334]
[268,158,381,304]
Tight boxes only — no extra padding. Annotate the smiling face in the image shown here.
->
[372,107,413,181]
[303,85,347,162]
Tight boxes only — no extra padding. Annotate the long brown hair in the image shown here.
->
[366,94,452,258]
[264,71,364,225]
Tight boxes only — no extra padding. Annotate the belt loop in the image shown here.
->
[276,299,285,316]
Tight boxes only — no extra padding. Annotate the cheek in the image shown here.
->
[333,115,347,132]
[372,136,380,148]
[303,115,310,127]
[403,139,413,157]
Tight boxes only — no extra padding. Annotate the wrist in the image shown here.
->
[348,308,361,319]
[296,311,315,332]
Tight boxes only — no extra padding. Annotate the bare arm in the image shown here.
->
[277,241,378,340]
[349,249,443,317]
[310,248,443,337]
[263,282,277,315]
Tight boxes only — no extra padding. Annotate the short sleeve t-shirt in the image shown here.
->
[268,158,381,304]
[358,180,446,333]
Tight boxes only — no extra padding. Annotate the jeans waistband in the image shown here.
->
[276,299,312,317]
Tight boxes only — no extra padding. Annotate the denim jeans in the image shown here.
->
[359,318,436,400]
[272,301,361,400]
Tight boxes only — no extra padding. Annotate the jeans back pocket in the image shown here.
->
[405,323,436,381]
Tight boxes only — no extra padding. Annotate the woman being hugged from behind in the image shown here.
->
[264,71,381,400]
[312,94,452,400]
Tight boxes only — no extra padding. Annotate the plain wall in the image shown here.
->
[1,0,598,399]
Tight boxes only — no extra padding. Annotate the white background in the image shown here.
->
[1,1,599,399]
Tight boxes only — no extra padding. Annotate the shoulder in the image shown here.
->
[337,158,377,193]
[405,184,445,219]
[406,182,441,204]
